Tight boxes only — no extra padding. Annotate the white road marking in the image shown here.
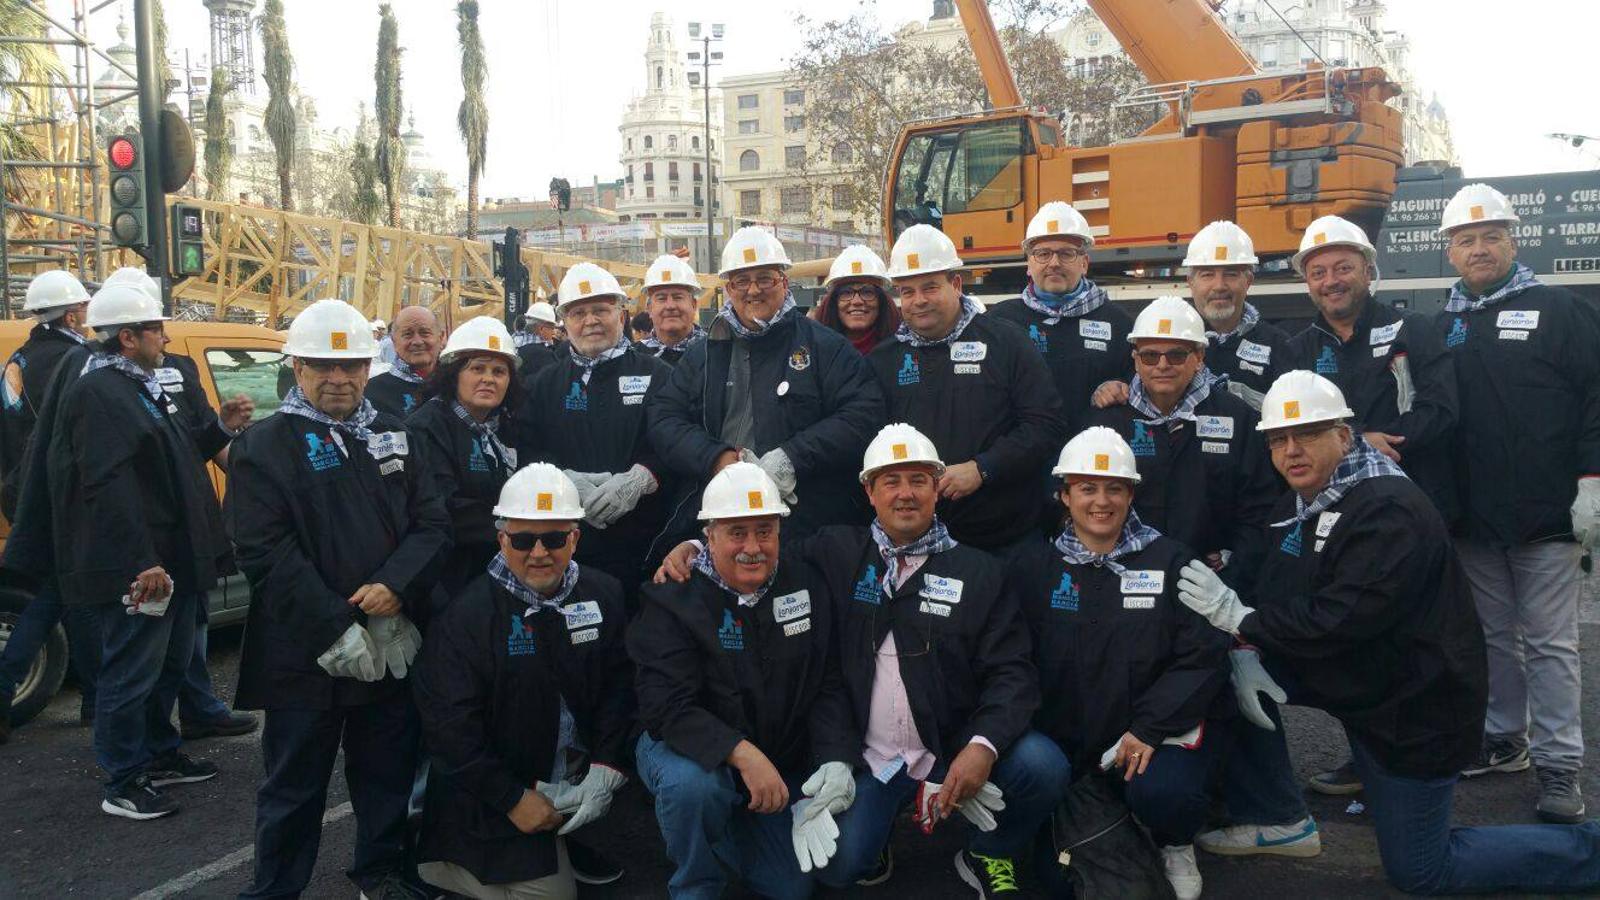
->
[128,801,354,899]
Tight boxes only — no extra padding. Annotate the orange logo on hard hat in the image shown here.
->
[907,252,921,269]
[1470,205,1485,220]
[657,269,670,282]
[892,443,908,460]
[1047,220,1060,233]
[743,247,757,264]
[1214,246,1229,260]
[747,491,764,509]
[1284,400,1301,419]
[1313,233,1327,245]
[1093,453,1109,471]
[330,331,348,350]
[851,261,863,274]
[488,335,501,350]
[1157,319,1172,335]
[536,492,553,511]
[578,280,592,295]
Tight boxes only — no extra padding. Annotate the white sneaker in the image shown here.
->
[1161,844,1202,900]
[1195,817,1321,858]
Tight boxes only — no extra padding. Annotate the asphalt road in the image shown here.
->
[2,580,1596,900]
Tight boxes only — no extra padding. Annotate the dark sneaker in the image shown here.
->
[1535,767,1586,824]
[566,838,623,885]
[180,710,259,741]
[1461,735,1531,778]
[1309,760,1363,795]
[856,845,893,886]
[144,751,218,787]
[359,873,433,900]
[101,773,178,820]
[954,849,1020,896]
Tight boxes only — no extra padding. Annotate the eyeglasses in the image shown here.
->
[1265,424,1339,450]
[562,303,616,322]
[504,529,575,551]
[301,359,369,374]
[1028,247,1086,264]
[1134,348,1195,366]
[727,274,782,292]
[834,285,878,302]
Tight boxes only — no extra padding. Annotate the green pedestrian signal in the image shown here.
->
[170,203,206,277]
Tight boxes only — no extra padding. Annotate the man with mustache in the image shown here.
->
[1181,222,1292,411]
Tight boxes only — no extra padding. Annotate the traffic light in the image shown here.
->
[107,132,148,250]
[170,203,205,277]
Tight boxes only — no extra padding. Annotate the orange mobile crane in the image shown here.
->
[882,0,1404,286]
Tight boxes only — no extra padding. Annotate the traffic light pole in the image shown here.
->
[133,0,169,312]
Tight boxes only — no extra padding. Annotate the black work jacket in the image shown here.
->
[1,342,88,581]
[989,295,1133,436]
[1207,318,1294,411]
[158,353,234,575]
[515,343,557,388]
[0,325,84,520]
[365,370,428,419]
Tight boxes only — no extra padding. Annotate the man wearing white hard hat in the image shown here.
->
[1436,182,1600,823]
[517,298,560,348]
[991,201,1133,434]
[1181,221,1292,410]
[229,298,451,897]
[48,283,246,819]
[1086,296,1277,588]
[1180,370,1600,895]
[413,463,635,899]
[1013,427,1232,900]
[650,225,885,537]
[366,305,444,417]
[870,223,1065,554]
[629,462,859,898]
[636,254,708,366]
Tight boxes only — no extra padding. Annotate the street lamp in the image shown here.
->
[687,22,724,272]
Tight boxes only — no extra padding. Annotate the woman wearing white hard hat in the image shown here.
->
[814,244,902,355]
[1012,426,1231,900]
[405,315,526,607]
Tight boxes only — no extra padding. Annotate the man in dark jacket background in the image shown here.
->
[365,305,443,418]
[636,254,708,367]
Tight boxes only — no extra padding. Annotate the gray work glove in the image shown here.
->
[555,764,627,835]
[367,613,423,680]
[791,798,842,873]
[914,779,1004,833]
[1230,648,1288,730]
[316,622,381,682]
[1572,478,1600,551]
[1177,560,1253,635]
[561,470,610,509]
[742,447,798,504]
[585,464,658,529]
[799,761,855,820]
[121,574,175,617]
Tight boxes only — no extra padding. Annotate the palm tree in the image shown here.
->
[373,4,407,227]
[350,139,382,225]
[202,65,233,201]
[259,0,296,211]
[456,1,488,239]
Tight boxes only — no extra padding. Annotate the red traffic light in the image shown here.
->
[108,136,138,170]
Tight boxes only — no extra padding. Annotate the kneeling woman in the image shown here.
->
[1014,427,1232,900]
[409,316,524,616]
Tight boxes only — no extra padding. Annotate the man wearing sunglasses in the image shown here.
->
[413,464,634,899]
[1087,297,1278,590]
[229,298,451,899]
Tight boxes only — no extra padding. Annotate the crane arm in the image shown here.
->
[1086,0,1257,85]
[954,0,1023,109]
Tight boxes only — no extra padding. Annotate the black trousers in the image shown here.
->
[240,693,419,899]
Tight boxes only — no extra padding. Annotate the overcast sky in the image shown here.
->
[59,0,1600,197]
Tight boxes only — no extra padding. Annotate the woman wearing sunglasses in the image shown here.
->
[814,244,902,355]
[408,315,524,616]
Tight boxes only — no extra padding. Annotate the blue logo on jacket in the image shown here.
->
[139,394,164,421]
[1314,345,1338,374]
[1129,421,1156,457]
[507,615,538,656]
[1279,527,1303,557]
[563,381,588,411]
[467,438,491,472]
[897,353,920,386]
[1050,573,1080,612]
[852,564,882,605]
[1446,317,1468,348]
[718,608,745,651]
[402,392,417,414]
[1028,324,1049,355]
[304,432,342,471]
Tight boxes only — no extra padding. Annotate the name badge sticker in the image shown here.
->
[369,431,410,458]
[919,575,964,605]
[1123,595,1156,610]
[783,618,812,637]
[570,628,599,645]
[1119,570,1165,594]
[772,590,812,623]
[618,375,652,394]
[1201,441,1229,454]
[1499,330,1530,341]
[561,600,603,630]
[918,600,953,618]
[1315,511,1342,538]
[1235,340,1272,365]
[1196,416,1234,439]
[1496,309,1540,330]
[950,341,988,362]
[953,363,982,375]
[1079,319,1112,341]
[1372,344,1392,358]
[379,458,404,476]
[1369,320,1404,345]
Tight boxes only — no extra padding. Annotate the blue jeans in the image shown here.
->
[0,579,100,710]
[635,733,813,900]
[177,593,229,724]
[1217,700,1310,826]
[1124,732,1230,846]
[92,589,198,791]
[1349,740,1600,894]
[817,730,1071,886]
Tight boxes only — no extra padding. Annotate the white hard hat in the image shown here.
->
[1183,220,1259,268]
[697,461,790,520]
[1257,370,1355,431]
[527,301,557,325]
[282,298,378,359]
[1291,215,1376,275]
[439,315,520,368]
[1128,296,1208,345]
[85,283,168,329]
[720,226,792,276]
[1024,201,1094,250]
[859,422,945,484]
[1052,426,1142,483]
[886,224,963,280]
[493,462,585,521]
[371,318,387,329]
[102,266,162,302]
[644,254,702,292]
[825,244,892,289]
[557,262,626,310]
[23,270,90,315]
[1437,183,1520,236]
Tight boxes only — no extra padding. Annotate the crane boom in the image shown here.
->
[1085,0,1257,85]
[954,0,1023,109]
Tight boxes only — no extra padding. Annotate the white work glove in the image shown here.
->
[561,470,610,508]
[791,798,842,872]
[535,779,582,814]
[585,464,658,529]
[741,447,799,504]
[799,761,855,822]
[1572,478,1600,551]
[1177,560,1253,635]
[121,574,175,617]
[316,622,381,682]
[1230,648,1288,731]
[914,779,1005,833]
[366,613,423,680]
[1097,742,1119,772]
[555,763,627,835]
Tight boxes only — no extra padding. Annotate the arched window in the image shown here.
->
[739,150,760,172]
[831,142,852,164]
[626,137,633,151]
[644,135,653,150]
[668,134,678,151]
[692,135,700,150]
[656,66,663,89]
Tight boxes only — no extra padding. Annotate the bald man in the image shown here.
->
[366,306,443,418]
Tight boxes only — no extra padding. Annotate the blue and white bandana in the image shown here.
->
[1053,509,1161,575]
[1128,367,1225,426]
[83,351,163,401]
[488,553,580,616]
[894,295,983,347]
[719,293,797,340]
[1206,302,1261,345]
[1443,262,1541,313]
[1271,436,1407,527]
[387,355,427,384]
[279,386,380,446]
[50,322,88,345]
[568,334,632,386]
[451,400,513,471]
[1020,278,1107,325]
[641,325,708,356]
[691,543,777,608]
[870,517,957,594]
